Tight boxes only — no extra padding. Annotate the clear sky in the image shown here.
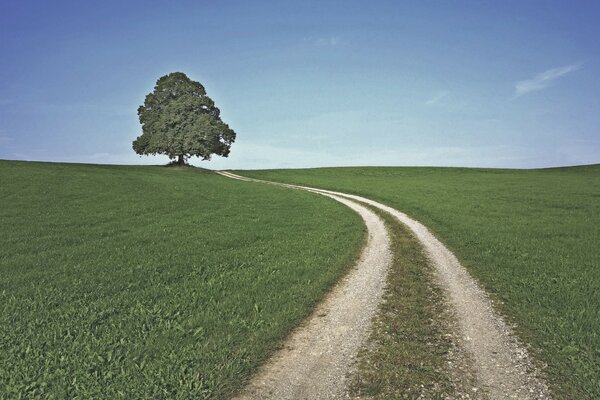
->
[1,1,599,169]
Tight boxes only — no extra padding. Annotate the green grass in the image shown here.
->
[237,165,600,399]
[348,206,469,399]
[0,160,364,399]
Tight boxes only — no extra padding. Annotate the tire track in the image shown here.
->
[217,171,550,399]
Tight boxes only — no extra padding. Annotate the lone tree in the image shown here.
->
[133,72,236,165]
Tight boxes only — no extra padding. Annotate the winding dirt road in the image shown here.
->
[216,171,550,400]
[220,171,392,399]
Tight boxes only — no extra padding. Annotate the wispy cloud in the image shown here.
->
[315,36,342,46]
[425,91,449,105]
[515,64,581,96]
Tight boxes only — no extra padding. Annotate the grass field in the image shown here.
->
[238,165,600,399]
[0,160,364,399]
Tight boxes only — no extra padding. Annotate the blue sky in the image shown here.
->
[1,1,599,169]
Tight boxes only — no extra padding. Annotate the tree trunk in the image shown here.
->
[177,155,185,166]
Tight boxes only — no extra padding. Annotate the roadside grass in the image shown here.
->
[237,165,600,399]
[348,205,477,399]
[0,160,364,399]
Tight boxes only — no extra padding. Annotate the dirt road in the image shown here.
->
[219,171,392,399]
[217,171,550,400]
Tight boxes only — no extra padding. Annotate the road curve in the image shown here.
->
[217,171,392,399]
[217,171,551,400]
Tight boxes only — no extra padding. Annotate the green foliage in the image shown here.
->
[0,160,363,399]
[133,72,236,163]
[239,165,600,399]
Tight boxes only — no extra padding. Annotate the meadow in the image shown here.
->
[239,165,600,398]
[0,160,364,399]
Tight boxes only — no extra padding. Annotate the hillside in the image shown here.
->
[239,165,600,398]
[0,160,363,399]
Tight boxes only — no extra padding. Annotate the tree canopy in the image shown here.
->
[133,72,236,165]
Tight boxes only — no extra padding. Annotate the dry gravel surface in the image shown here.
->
[217,171,551,400]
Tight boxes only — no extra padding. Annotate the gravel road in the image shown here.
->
[217,171,551,400]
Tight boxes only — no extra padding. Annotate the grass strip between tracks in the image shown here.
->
[348,205,477,399]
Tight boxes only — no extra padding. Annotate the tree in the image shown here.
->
[133,72,236,165]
